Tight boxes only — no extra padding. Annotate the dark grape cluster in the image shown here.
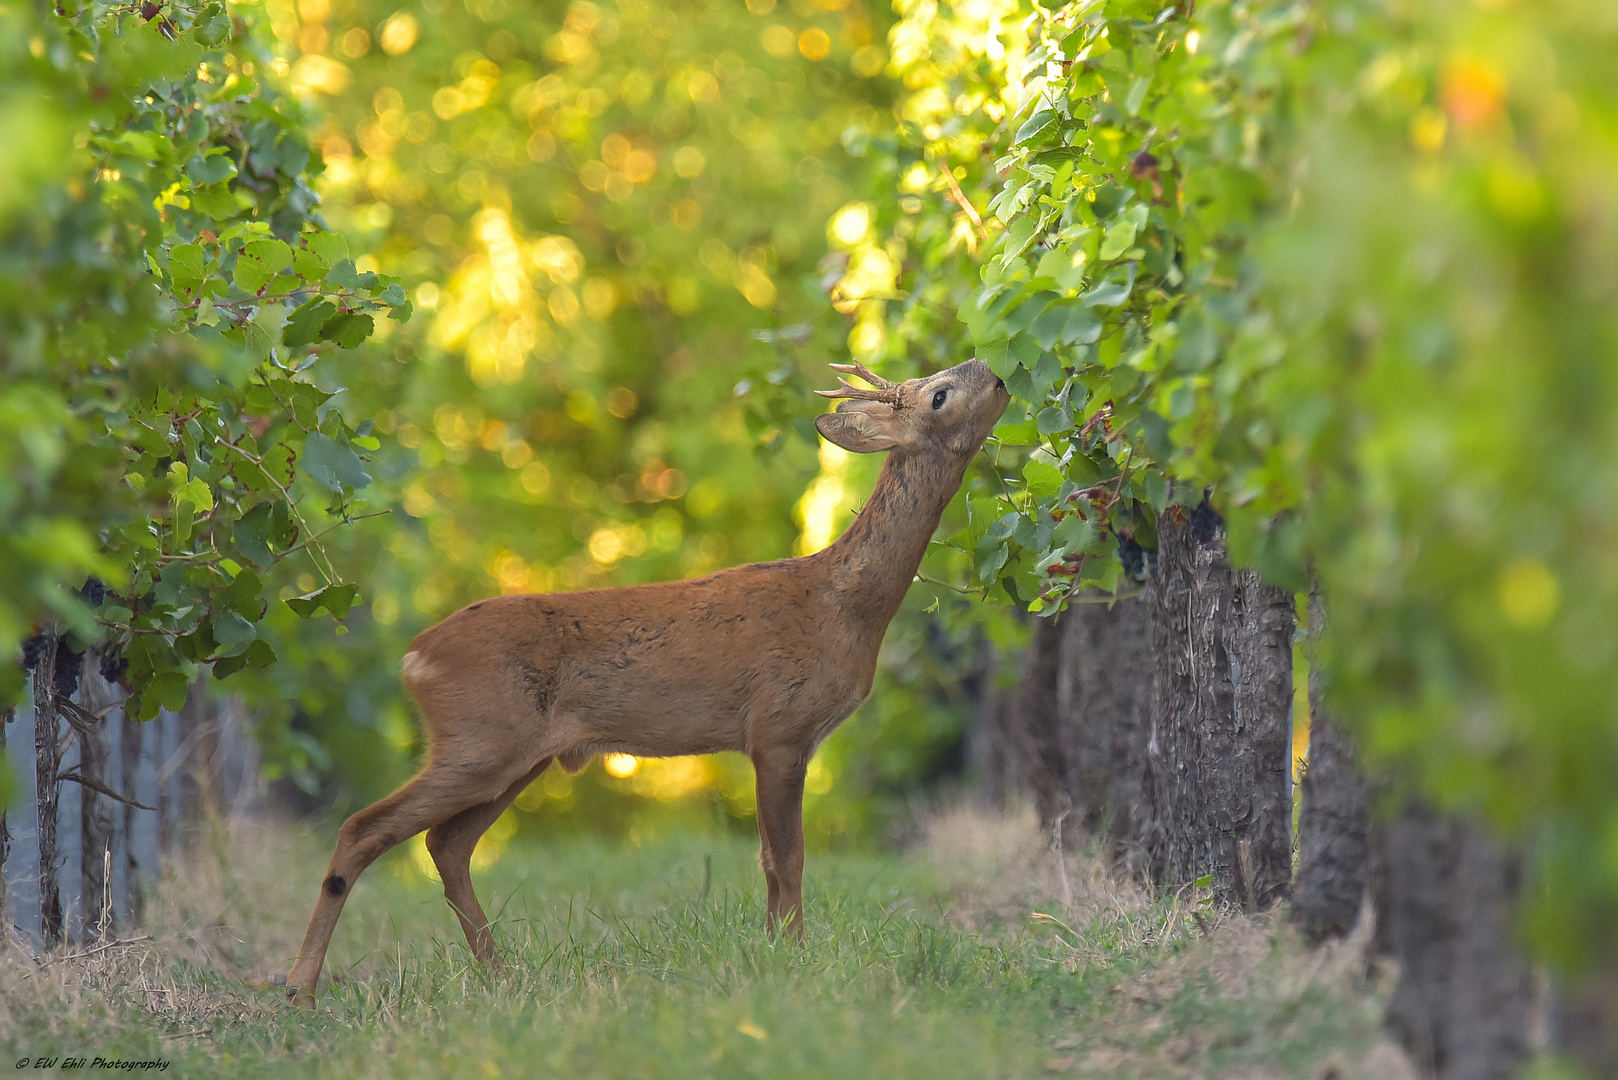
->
[20,633,48,671]
[1190,493,1225,547]
[77,576,106,607]
[100,651,129,685]
[53,642,84,700]
[17,633,86,698]
[1116,531,1151,581]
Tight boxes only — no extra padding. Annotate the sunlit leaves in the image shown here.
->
[233,238,294,294]
[0,0,397,711]
[868,0,1310,610]
[885,0,1618,971]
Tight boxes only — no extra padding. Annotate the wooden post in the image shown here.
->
[1371,803,1532,1079]
[1292,584,1371,942]
[78,655,116,943]
[1146,502,1293,909]
[0,706,11,935]
[1053,590,1155,874]
[120,710,145,927]
[33,633,64,948]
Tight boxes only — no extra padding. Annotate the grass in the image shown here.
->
[1,806,1413,1079]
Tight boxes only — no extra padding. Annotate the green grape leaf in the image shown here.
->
[319,311,374,349]
[284,297,336,348]
[233,238,294,294]
[213,639,276,680]
[210,610,258,657]
[301,431,372,492]
[1022,459,1064,499]
[286,583,359,620]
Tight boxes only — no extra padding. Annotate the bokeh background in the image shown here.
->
[221,0,1023,850]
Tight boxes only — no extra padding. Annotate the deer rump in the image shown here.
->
[401,563,874,775]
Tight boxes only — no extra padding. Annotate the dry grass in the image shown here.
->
[0,806,1413,1079]
[917,801,1419,1080]
[0,818,310,1048]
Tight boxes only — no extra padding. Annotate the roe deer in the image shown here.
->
[285,358,1009,1004]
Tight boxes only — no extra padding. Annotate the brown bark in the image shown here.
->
[1560,967,1618,1077]
[121,710,145,927]
[176,687,204,831]
[1146,507,1293,909]
[1010,616,1068,826]
[0,707,10,934]
[1372,802,1532,1080]
[1147,511,1232,890]
[1227,569,1295,910]
[78,656,116,942]
[1054,591,1155,874]
[33,633,64,948]
[1293,588,1371,942]
[157,707,172,862]
[970,636,1037,807]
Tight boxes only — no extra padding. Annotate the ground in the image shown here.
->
[0,806,1414,1079]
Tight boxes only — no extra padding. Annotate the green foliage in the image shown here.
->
[217,0,918,806]
[1,0,401,713]
[846,0,1310,613]
[12,0,1617,985]
[1247,0,1618,972]
[860,0,1618,973]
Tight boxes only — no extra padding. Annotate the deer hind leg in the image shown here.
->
[284,761,526,1006]
[426,757,551,965]
[756,812,781,921]
[752,747,808,940]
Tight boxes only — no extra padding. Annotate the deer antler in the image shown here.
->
[814,361,902,404]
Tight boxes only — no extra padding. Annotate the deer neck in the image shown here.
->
[819,449,967,628]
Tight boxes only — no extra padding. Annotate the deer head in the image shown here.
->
[813,358,1009,460]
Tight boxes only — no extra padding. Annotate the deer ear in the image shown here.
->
[815,408,899,453]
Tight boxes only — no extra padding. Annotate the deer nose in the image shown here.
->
[995,376,1006,391]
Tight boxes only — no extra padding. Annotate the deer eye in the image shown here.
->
[931,389,948,410]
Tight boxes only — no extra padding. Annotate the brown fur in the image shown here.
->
[284,359,1009,1004]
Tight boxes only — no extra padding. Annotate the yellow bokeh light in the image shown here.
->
[673,145,706,178]
[798,27,831,61]
[829,202,871,247]
[632,756,716,801]
[290,54,351,96]
[1499,559,1559,629]
[1410,108,1447,153]
[379,11,419,55]
[589,527,624,564]
[899,162,930,194]
[761,24,796,58]
[672,199,704,230]
[604,753,640,778]
[848,317,885,360]
[406,832,439,882]
[490,549,531,593]
[805,756,833,795]
[795,441,850,555]
[520,461,552,495]
[471,807,518,871]
[738,264,777,308]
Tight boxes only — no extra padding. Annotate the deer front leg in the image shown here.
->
[752,747,808,940]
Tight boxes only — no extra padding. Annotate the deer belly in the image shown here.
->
[557,673,752,755]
